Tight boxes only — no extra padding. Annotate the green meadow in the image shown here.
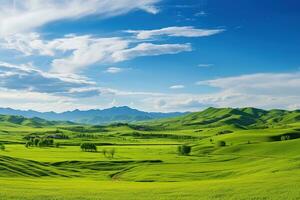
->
[0,107,300,199]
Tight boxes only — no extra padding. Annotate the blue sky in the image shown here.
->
[0,0,299,112]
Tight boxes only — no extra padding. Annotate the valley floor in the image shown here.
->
[1,141,300,200]
[1,113,300,199]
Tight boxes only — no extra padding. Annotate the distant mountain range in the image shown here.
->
[0,106,187,125]
[1,107,300,129]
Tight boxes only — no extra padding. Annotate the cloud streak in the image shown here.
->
[127,26,224,39]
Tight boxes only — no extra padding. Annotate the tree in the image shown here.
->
[55,143,60,148]
[34,138,40,146]
[178,145,191,156]
[109,148,115,159]
[25,141,33,148]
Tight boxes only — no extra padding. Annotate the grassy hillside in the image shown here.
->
[0,108,299,199]
[145,107,300,129]
[0,114,74,127]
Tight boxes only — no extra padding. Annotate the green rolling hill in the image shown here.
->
[145,107,300,129]
[0,114,74,127]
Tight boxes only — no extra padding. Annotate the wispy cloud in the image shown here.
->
[169,85,185,89]
[105,67,127,74]
[127,26,225,39]
[0,0,161,37]
[198,64,214,68]
[112,43,192,62]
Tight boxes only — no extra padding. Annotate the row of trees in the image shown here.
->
[80,143,97,152]
[25,137,55,148]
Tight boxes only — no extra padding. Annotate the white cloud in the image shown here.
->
[198,73,300,96]
[198,64,213,68]
[112,43,192,62]
[105,67,126,74]
[1,71,300,112]
[1,33,192,74]
[169,85,185,89]
[0,0,161,37]
[194,72,300,110]
[194,11,207,17]
[51,36,129,73]
[0,62,97,96]
[127,26,224,39]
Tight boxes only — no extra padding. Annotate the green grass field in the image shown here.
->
[0,108,300,199]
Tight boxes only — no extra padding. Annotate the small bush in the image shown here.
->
[178,145,191,156]
[25,141,33,148]
[281,135,290,141]
[216,141,226,147]
[0,143,5,151]
[109,148,115,158]
[217,130,233,135]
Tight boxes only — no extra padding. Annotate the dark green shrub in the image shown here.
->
[178,145,191,156]
[217,130,233,135]
[281,135,291,141]
[0,143,5,151]
[25,141,33,148]
[216,141,226,147]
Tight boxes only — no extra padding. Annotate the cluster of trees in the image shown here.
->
[0,143,5,151]
[178,145,191,156]
[25,137,54,148]
[80,143,97,152]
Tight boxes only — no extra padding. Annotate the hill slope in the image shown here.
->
[146,107,300,129]
[0,114,73,127]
